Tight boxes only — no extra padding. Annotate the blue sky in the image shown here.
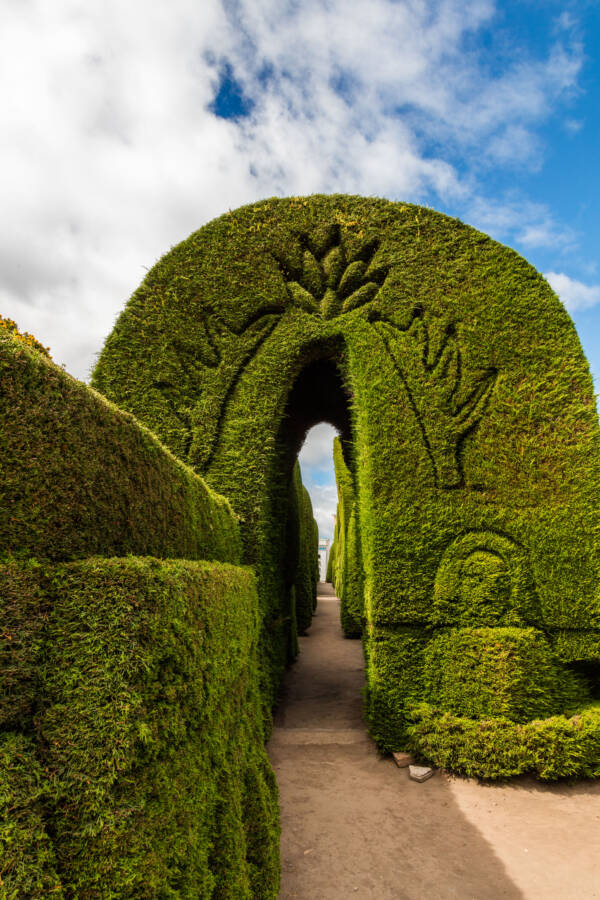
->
[1,0,598,539]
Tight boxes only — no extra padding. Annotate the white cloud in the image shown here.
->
[298,424,339,470]
[301,477,338,542]
[298,424,339,540]
[0,0,585,378]
[467,196,577,252]
[544,272,600,313]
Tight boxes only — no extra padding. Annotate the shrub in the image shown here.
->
[0,331,241,564]
[36,557,279,898]
[407,702,600,780]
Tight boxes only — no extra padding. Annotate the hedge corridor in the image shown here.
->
[2,194,600,896]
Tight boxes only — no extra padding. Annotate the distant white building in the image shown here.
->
[318,537,330,581]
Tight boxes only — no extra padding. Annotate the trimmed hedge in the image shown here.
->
[365,627,430,751]
[93,194,600,768]
[295,477,317,634]
[423,627,588,723]
[0,331,241,564]
[0,733,63,899]
[332,437,363,636]
[0,336,284,894]
[311,517,319,611]
[407,702,600,780]
[34,557,279,898]
[0,561,47,731]
[326,539,335,582]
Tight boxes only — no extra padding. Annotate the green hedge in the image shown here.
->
[311,517,319,611]
[0,561,47,731]
[365,627,430,751]
[92,194,600,766]
[407,702,600,780]
[295,474,317,634]
[34,557,279,898]
[333,438,363,636]
[0,332,241,564]
[326,539,335,582]
[423,627,588,722]
[0,733,63,899]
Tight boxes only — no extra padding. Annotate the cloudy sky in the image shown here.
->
[2,0,599,539]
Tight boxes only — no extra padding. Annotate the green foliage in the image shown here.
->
[294,475,317,634]
[326,539,335,582]
[0,314,51,358]
[3,191,600,897]
[423,628,588,722]
[0,331,241,564]
[36,557,279,898]
[365,627,430,751]
[92,193,600,772]
[0,733,63,899]
[0,561,46,730]
[407,703,600,780]
[332,438,363,636]
[311,517,319,611]
[431,533,540,626]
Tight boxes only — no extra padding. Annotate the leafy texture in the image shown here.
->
[3,192,600,892]
[407,703,600,780]
[0,332,241,564]
[331,437,364,637]
[93,194,600,769]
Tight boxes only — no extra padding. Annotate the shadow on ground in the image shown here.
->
[268,584,528,899]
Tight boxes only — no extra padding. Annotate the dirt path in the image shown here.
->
[267,583,600,899]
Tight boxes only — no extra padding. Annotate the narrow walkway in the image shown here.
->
[268,584,600,899]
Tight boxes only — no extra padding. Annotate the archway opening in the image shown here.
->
[279,355,353,473]
[270,349,362,655]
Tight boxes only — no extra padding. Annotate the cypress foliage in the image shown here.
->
[0,335,280,896]
[292,465,318,634]
[332,437,364,636]
[95,193,600,775]
[4,192,600,893]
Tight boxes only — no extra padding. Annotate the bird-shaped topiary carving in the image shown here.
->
[273,223,390,319]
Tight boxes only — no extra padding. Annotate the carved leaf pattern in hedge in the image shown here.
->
[273,223,390,319]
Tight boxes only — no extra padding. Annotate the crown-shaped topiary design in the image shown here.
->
[273,223,390,319]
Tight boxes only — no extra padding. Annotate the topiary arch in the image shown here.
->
[2,194,600,896]
[93,193,600,745]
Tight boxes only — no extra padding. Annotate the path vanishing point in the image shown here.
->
[267,583,600,900]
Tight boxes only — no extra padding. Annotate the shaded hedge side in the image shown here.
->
[325,538,335,582]
[332,437,363,636]
[0,333,241,565]
[407,703,600,780]
[0,733,63,899]
[295,474,318,634]
[34,557,278,899]
[0,561,47,731]
[311,518,319,610]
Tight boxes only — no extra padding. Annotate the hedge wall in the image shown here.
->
[407,703,600,780]
[0,335,283,895]
[0,331,241,564]
[93,194,600,773]
[332,437,363,637]
[295,477,318,634]
[0,557,279,898]
[423,627,588,723]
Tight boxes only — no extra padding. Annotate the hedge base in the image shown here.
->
[406,702,600,780]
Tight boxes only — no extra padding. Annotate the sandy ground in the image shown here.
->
[267,583,600,900]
